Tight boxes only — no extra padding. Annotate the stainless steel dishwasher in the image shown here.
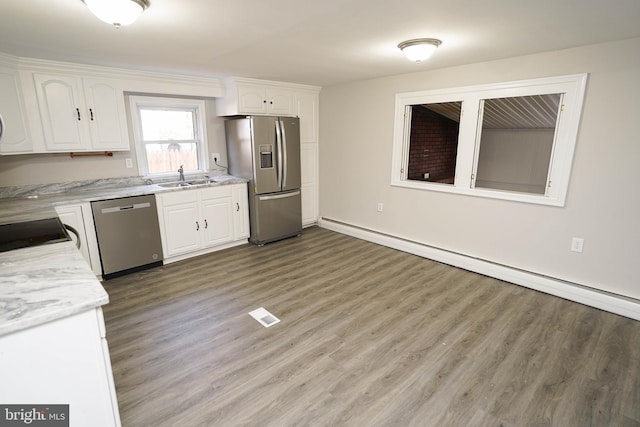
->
[91,194,163,279]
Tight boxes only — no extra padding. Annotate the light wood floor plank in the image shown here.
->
[102,226,640,426]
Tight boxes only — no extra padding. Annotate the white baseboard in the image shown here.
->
[318,218,640,321]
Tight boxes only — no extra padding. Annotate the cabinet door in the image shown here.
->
[200,187,234,247]
[0,65,31,153]
[158,195,201,257]
[55,205,93,267]
[232,183,250,239]
[300,143,318,225]
[295,91,318,143]
[266,88,294,116]
[34,73,89,151]
[0,309,120,427]
[238,86,267,114]
[83,78,130,151]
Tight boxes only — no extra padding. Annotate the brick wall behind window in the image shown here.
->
[407,106,459,182]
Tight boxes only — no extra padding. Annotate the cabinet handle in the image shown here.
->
[263,100,267,104]
[76,108,81,120]
[196,220,200,231]
[0,113,4,144]
[90,108,94,121]
[236,202,240,212]
[204,219,208,229]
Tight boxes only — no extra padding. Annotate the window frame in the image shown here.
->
[129,95,209,178]
[391,74,588,206]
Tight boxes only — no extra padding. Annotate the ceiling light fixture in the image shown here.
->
[398,38,442,62]
[83,0,150,28]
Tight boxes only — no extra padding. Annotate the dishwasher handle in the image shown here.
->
[100,202,152,214]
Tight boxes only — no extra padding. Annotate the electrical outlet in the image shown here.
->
[571,237,584,253]
[377,202,384,212]
[212,153,221,163]
[125,158,133,169]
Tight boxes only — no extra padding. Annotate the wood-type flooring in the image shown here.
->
[102,226,640,426]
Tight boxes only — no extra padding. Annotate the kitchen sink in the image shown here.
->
[157,178,214,188]
[158,181,193,188]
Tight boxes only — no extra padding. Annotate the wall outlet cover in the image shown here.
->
[571,237,584,253]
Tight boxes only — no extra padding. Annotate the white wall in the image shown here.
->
[476,129,553,194]
[0,99,227,186]
[319,37,640,300]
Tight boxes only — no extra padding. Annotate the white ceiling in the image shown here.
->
[1,0,639,87]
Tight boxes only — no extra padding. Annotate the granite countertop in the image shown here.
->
[0,174,247,225]
[0,241,108,336]
[0,174,247,337]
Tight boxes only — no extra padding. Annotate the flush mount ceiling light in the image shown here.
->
[398,38,442,62]
[83,0,150,27]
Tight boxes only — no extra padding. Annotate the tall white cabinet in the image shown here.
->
[295,90,320,226]
[216,78,320,226]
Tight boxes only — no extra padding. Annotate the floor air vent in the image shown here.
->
[249,307,281,328]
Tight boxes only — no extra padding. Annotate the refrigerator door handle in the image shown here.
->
[280,118,288,190]
[275,119,284,189]
[259,190,301,201]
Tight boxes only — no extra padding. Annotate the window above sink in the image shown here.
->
[129,95,209,179]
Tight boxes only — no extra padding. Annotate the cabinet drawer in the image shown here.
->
[158,189,198,206]
[200,185,232,199]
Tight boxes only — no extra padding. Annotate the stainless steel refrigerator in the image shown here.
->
[225,116,302,245]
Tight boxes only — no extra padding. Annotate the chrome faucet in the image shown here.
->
[178,165,185,182]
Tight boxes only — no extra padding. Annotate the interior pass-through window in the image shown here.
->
[391,74,588,206]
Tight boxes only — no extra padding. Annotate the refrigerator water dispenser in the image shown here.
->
[259,144,273,168]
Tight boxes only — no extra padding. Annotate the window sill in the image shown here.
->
[391,179,566,207]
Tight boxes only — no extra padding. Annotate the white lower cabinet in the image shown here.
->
[0,308,121,427]
[201,188,233,247]
[55,203,102,276]
[232,183,250,239]
[157,184,249,259]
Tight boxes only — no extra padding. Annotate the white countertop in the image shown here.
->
[0,175,247,225]
[0,241,108,336]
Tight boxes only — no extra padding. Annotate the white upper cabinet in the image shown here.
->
[83,78,130,150]
[237,85,294,115]
[33,73,130,152]
[0,56,31,154]
[216,78,320,118]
